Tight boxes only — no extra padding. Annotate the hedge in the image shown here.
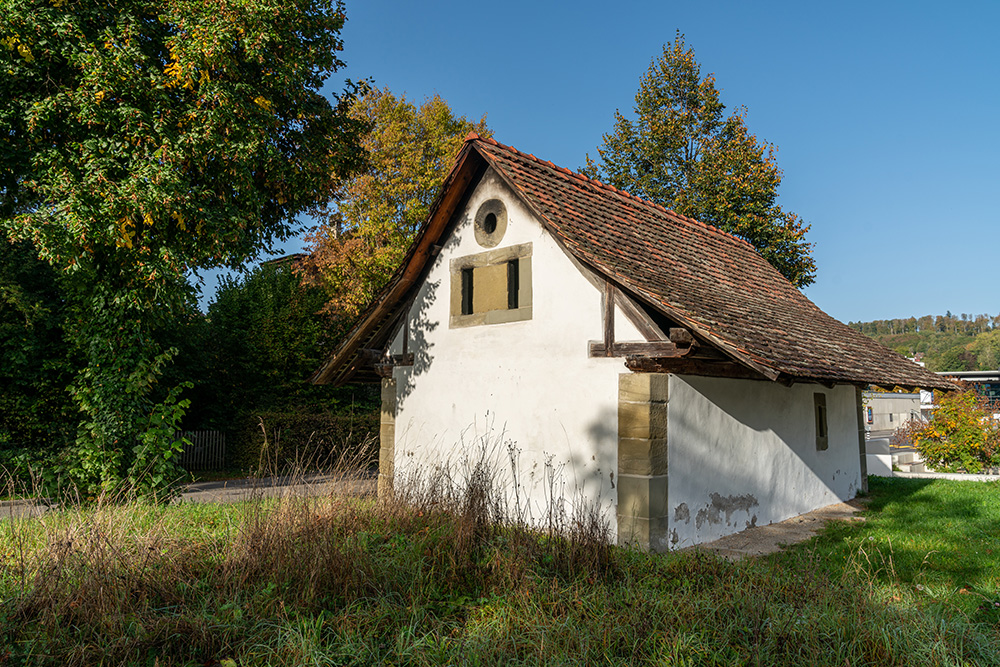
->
[229,410,379,472]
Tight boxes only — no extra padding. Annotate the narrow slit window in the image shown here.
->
[507,259,519,309]
[814,393,828,451]
[461,268,474,315]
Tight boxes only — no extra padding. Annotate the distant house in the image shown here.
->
[862,391,923,435]
[312,134,954,550]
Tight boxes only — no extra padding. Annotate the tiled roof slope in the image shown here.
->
[472,137,954,391]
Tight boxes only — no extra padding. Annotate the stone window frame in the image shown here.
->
[449,242,532,328]
[474,198,508,248]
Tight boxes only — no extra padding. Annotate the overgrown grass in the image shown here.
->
[0,475,998,666]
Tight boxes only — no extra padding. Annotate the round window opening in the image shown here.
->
[483,212,497,234]
[474,199,507,248]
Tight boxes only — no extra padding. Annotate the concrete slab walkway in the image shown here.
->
[691,498,867,561]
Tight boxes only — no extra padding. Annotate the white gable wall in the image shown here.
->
[388,170,641,531]
[666,375,861,547]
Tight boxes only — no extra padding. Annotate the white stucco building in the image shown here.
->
[313,135,955,550]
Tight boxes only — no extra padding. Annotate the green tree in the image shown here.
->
[0,0,366,496]
[939,345,976,372]
[201,261,344,427]
[970,329,1000,371]
[583,33,815,287]
[301,87,490,316]
[0,239,77,454]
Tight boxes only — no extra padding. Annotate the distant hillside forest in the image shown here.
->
[849,312,1000,372]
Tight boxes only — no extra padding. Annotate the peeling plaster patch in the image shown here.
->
[674,503,691,523]
[670,529,679,545]
[695,493,759,529]
[744,514,758,529]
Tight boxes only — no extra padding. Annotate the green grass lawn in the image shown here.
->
[0,477,998,666]
[776,477,1000,629]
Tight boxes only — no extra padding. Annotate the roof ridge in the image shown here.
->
[469,136,758,253]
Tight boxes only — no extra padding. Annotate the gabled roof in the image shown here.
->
[312,135,955,392]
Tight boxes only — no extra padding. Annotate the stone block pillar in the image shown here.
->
[617,373,670,552]
[379,378,396,498]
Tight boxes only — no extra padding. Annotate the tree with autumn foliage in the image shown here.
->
[300,88,490,317]
[583,33,815,287]
[0,0,366,496]
[912,388,1000,473]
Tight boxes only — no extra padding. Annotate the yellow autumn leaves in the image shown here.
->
[163,44,274,113]
[116,212,191,248]
[2,35,34,62]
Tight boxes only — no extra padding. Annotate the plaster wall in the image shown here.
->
[388,169,641,531]
[666,375,861,547]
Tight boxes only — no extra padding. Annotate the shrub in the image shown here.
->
[912,388,1000,473]
[230,410,378,472]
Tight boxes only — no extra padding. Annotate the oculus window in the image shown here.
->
[474,199,508,248]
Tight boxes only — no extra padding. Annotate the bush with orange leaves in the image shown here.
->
[912,387,1000,473]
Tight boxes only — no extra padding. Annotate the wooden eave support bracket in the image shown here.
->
[590,340,696,358]
[625,356,768,381]
[590,280,702,358]
[360,347,415,379]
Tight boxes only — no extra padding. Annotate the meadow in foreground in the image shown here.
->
[0,474,998,666]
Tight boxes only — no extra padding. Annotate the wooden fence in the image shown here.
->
[179,431,226,471]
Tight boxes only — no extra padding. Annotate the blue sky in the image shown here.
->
[227,0,1000,325]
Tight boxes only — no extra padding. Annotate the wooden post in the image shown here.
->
[604,281,615,357]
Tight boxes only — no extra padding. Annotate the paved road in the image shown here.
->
[0,470,377,520]
[180,471,376,504]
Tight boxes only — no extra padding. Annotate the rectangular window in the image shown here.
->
[450,242,532,328]
[507,259,519,309]
[461,268,474,316]
[888,412,893,422]
[814,393,828,451]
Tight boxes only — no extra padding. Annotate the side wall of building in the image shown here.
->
[387,169,642,532]
[665,376,862,548]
